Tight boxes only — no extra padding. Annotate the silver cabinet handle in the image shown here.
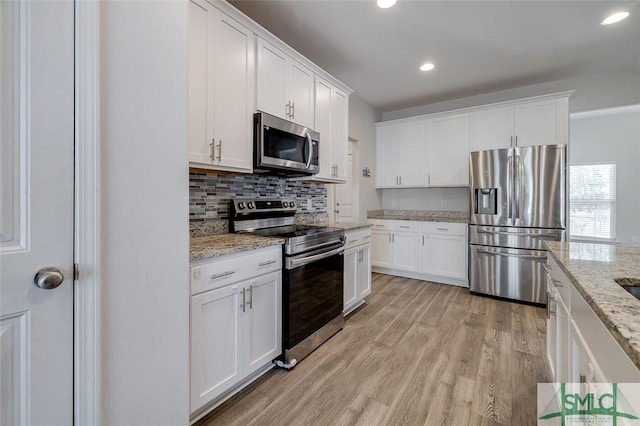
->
[436,228,449,231]
[399,176,402,185]
[241,287,246,313]
[217,140,223,161]
[428,174,430,185]
[363,235,371,239]
[515,135,518,146]
[392,233,395,242]
[248,285,253,309]
[211,270,235,280]
[291,102,295,119]
[422,235,425,245]
[374,224,384,227]
[388,233,391,242]
[258,259,277,267]
[400,225,410,229]
[285,101,291,118]
[350,239,358,244]
[209,139,215,161]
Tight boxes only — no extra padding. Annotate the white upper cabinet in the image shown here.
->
[312,77,349,182]
[188,0,254,172]
[376,119,426,188]
[257,38,314,129]
[425,113,470,186]
[470,94,570,151]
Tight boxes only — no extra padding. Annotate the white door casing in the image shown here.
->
[0,1,74,424]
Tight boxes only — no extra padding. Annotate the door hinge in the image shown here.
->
[74,263,80,280]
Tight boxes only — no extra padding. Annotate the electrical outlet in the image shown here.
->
[632,236,639,243]
[193,267,202,279]
[440,200,447,208]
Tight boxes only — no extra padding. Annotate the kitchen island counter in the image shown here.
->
[545,241,640,370]
[190,233,284,262]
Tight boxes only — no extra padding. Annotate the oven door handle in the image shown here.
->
[286,245,344,269]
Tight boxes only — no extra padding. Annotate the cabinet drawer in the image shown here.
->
[345,228,372,250]
[420,222,466,236]
[545,256,572,305]
[368,219,419,232]
[190,246,282,295]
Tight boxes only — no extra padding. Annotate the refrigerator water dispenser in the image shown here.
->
[475,188,497,214]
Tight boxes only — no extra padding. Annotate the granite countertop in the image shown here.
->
[367,209,469,223]
[190,233,284,262]
[545,241,640,370]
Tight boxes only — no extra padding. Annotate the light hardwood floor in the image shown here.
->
[197,273,550,426]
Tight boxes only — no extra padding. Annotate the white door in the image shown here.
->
[256,38,287,119]
[331,89,348,180]
[469,106,514,151]
[426,113,470,186]
[391,232,420,272]
[335,143,354,222]
[514,99,565,147]
[370,230,392,268]
[314,78,333,179]
[343,247,358,312]
[286,60,314,129]
[420,234,467,279]
[0,1,74,424]
[398,120,426,187]
[357,245,372,299]
[375,125,398,187]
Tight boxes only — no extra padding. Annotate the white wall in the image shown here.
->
[349,94,382,218]
[100,1,190,425]
[383,70,640,121]
[570,105,640,246]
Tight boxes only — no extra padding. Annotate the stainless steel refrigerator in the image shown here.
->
[469,144,567,304]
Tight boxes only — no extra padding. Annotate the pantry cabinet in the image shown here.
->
[312,77,348,182]
[469,94,570,151]
[256,37,314,129]
[425,113,470,186]
[375,120,426,188]
[188,0,254,172]
[189,246,282,415]
[343,228,372,315]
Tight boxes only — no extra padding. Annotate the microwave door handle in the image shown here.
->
[305,133,313,169]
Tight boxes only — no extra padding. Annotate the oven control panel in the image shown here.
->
[232,198,297,214]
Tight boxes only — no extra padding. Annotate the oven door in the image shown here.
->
[255,111,319,174]
[283,244,344,350]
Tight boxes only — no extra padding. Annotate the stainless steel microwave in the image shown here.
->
[254,111,319,176]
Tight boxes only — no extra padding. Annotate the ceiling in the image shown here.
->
[229,0,640,112]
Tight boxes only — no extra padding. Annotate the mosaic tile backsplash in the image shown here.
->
[189,171,327,223]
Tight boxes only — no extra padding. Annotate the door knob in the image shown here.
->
[34,267,64,290]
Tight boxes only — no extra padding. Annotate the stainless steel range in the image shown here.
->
[231,198,345,369]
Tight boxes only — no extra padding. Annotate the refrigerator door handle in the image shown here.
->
[476,248,547,261]
[515,154,524,219]
[507,155,513,219]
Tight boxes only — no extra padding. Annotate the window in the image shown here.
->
[569,163,616,240]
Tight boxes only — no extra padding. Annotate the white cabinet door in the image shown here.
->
[555,294,570,383]
[256,38,287,119]
[514,98,568,147]
[426,113,470,186]
[188,2,253,172]
[392,231,420,272]
[469,106,514,151]
[332,89,349,181]
[375,125,399,187]
[188,0,215,165]
[211,10,253,171]
[546,282,557,381]
[244,271,281,377]
[371,230,392,267]
[420,234,467,279]
[357,245,372,299]
[287,60,314,129]
[398,120,426,187]
[314,78,333,179]
[343,247,359,312]
[190,283,243,412]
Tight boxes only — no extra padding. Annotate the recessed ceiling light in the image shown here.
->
[601,11,629,25]
[420,62,435,72]
[377,0,397,9]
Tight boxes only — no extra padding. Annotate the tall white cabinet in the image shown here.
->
[313,77,348,182]
[188,0,254,172]
[425,113,470,186]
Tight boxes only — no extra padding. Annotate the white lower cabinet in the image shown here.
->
[189,246,282,416]
[369,219,468,287]
[343,228,372,315]
[545,255,640,384]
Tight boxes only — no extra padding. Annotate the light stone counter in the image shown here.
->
[190,233,284,262]
[545,241,640,370]
[367,209,468,223]
[314,221,372,231]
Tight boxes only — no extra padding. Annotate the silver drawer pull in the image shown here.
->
[400,226,410,229]
[363,235,371,239]
[211,270,235,280]
[436,228,449,231]
[258,260,277,267]
[350,239,358,243]
[374,224,384,227]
